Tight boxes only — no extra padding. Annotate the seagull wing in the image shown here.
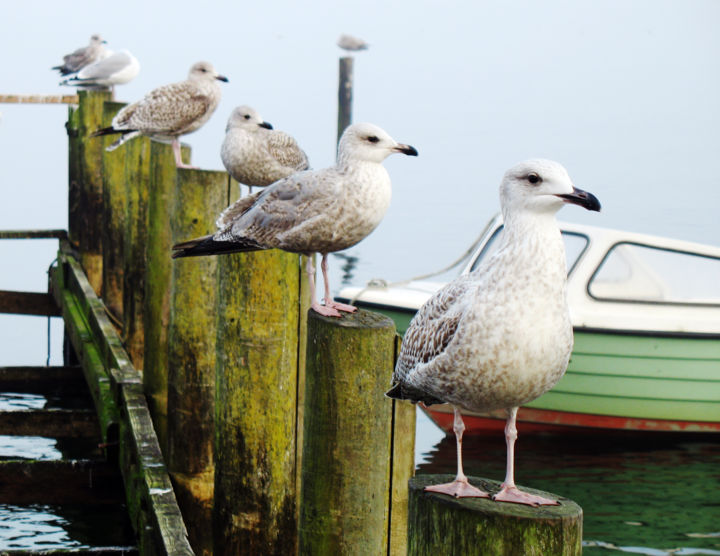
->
[125,82,212,134]
[77,51,132,80]
[267,131,310,172]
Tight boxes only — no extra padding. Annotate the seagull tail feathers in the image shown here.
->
[385,381,445,406]
[171,235,264,259]
[90,129,141,152]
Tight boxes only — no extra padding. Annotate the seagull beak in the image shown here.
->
[215,74,229,83]
[393,144,419,156]
[259,121,273,130]
[556,187,601,212]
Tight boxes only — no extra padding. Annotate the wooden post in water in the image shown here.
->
[100,101,127,323]
[337,56,353,143]
[407,475,583,556]
[122,135,152,369]
[166,168,229,556]
[67,90,112,295]
[142,141,189,454]
[213,250,302,555]
[298,310,415,555]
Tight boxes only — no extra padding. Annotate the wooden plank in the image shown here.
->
[0,408,98,437]
[0,365,82,382]
[0,229,67,239]
[0,94,79,104]
[569,352,720,380]
[574,331,720,359]
[0,290,60,316]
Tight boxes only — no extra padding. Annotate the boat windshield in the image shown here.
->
[588,242,720,306]
[469,227,589,276]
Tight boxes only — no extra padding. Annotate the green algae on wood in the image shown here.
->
[213,249,302,555]
[408,474,583,556]
[167,168,228,556]
[298,309,397,555]
[67,90,112,295]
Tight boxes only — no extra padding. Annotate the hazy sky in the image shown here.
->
[1,0,719,364]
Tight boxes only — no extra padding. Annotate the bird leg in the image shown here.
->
[493,407,558,506]
[306,256,342,317]
[172,139,198,170]
[320,254,357,314]
[425,406,489,498]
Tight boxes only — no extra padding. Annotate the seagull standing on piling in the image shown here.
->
[387,159,601,506]
[172,122,418,317]
[90,61,228,169]
[60,49,140,90]
[220,105,309,188]
[52,34,107,76]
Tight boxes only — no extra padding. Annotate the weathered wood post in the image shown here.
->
[100,100,128,323]
[142,142,189,453]
[298,310,415,555]
[122,135,152,368]
[408,475,583,555]
[167,168,229,556]
[67,90,112,295]
[337,57,353,143]
[213,250,303,555]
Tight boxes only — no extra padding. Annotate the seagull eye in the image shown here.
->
[527,173,542,185]
[244,114,251,120]
[367,136,380,143]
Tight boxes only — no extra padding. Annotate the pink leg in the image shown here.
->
[320,254,357,314]
[307,256,342,317]
[425,407,489,498]
[172,139,197,169]
[493,407,558,506]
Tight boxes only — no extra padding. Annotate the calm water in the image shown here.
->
[415,410,720,555]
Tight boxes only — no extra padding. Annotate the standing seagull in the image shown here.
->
[60,49,140,90]
[52,34,107,76]
[337,34,369,52]
[91,61,228,168]
[172,122,417,317]
[220,105,309,188]
[388,159,600,505]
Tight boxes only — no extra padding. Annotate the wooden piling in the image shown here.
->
[298,310,412,555]
[167,168,229,556]
[407,475,583,556]
[142,141,189,453]
[100,101,128,323]
[122,135,152,369]
[213,250,302,555]
[67,90,112,295]
[337,56,354,143]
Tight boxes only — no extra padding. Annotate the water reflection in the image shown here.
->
[331,252,359,285]
[416,424,720,555]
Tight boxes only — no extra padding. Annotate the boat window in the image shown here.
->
[588,242,720,305]
[469,227,589,276]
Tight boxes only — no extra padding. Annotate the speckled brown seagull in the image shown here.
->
[388,159,601,505]
[91,61,228,168]
[172,122,418,317]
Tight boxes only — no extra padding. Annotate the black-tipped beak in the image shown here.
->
[216,75,229,83]
[259,121,273,130]
[556,187,601,212]
[393,144,418,156]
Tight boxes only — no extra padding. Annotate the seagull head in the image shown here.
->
[189,61,229,83]
[89,34,107,46]
[500,159,601,217]
[337,122,418,166]
[226,105,273,133]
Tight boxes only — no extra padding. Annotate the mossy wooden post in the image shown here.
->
[167,168,228,556]
[213,250,302,555]
[67,90,112,295]
[408,475,583,556]
[100,100,127,323]
[122,135,152,369]
[299,310,411,555]
[143,141,189,454]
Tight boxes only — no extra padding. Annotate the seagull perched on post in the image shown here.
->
[387,159,601,505]
[52,34,107,76]
[60,49,140,91]
[220,105,309,188]
[90,61,228,168]
[172,122,417,317]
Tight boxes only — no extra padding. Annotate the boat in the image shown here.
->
[338,214,720,434]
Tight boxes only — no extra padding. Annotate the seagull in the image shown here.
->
[172,122,418,317]
[387,159,601,505]
[337,34,369,52]
[60,49,140,90]
[220,105,309,188]
[52,34,107,76]
[90,61,228,169]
